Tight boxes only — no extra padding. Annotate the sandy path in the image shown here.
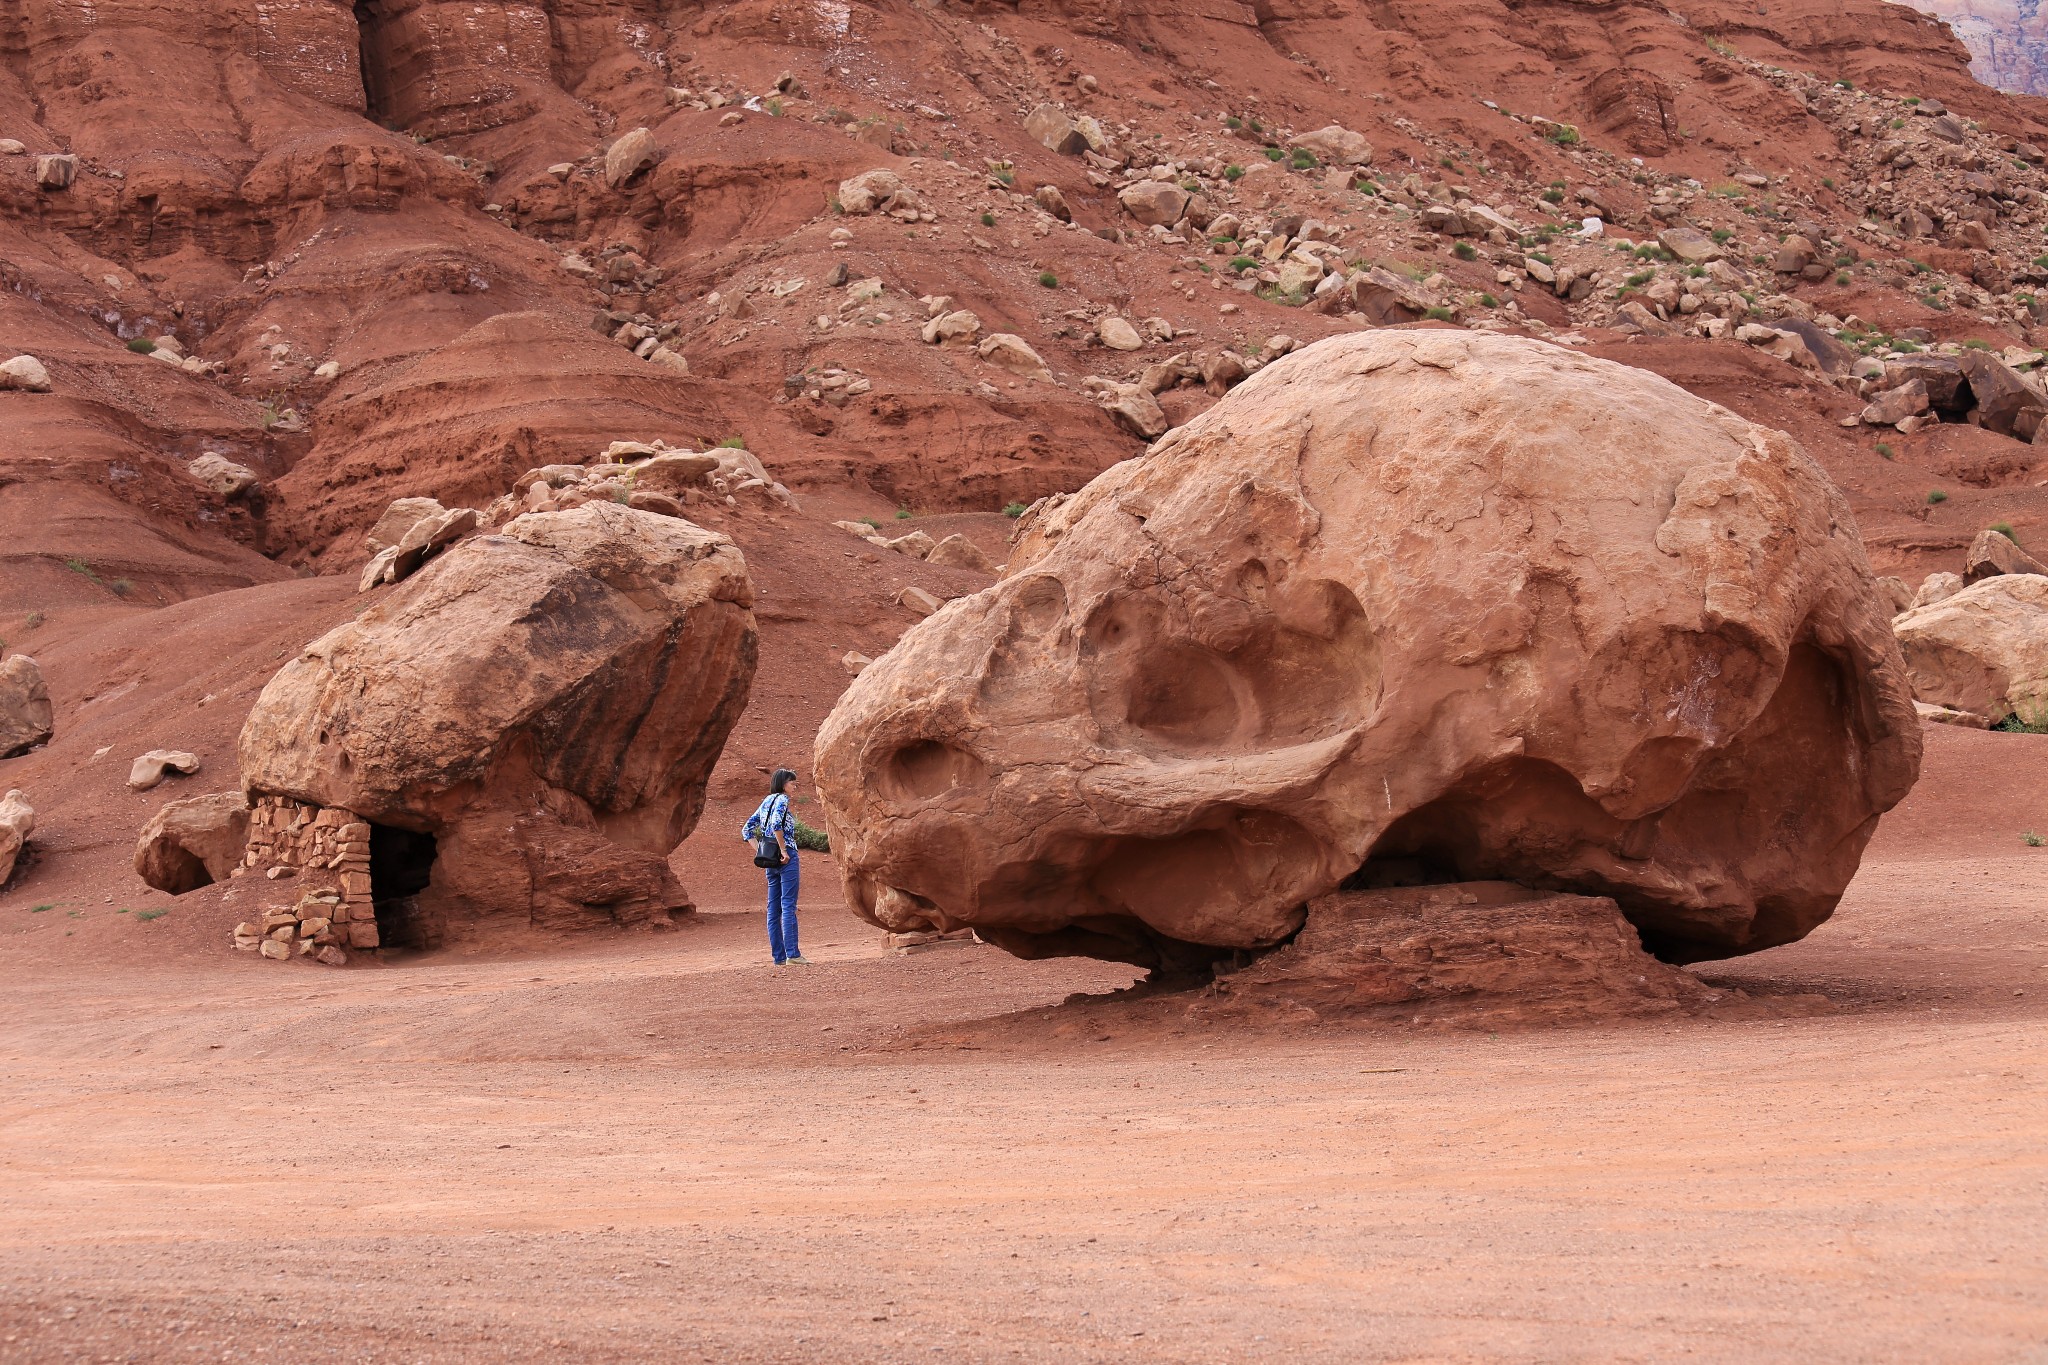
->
[2,847,2046,1364]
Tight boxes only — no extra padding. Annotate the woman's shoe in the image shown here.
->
[786,954,812,965]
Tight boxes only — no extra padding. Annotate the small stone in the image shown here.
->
[128,749,201,791]
[316,945,349,967]
[899,586,944,617]
[605,127,657,188]
[258,938,291,960]
[34,153,76,190]
[0,355,53,393]
[1097,316,1144,351]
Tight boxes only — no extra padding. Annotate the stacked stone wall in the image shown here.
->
[236,795,378,948]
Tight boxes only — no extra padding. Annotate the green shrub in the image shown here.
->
[1541,188,1564,204]
[1547,124,1581,146]
[718,436,747,449]
[63,557,100,584]
[895,506,912,520]
[793,820,831,854]
[1224,165,1244,182]
[1926,490,1948,504]
[1038,270,1058,288]
[1228,256,1260,274]
[134,908,168,922]
[991,166,1014,186]
[981,212,995,227]
[1711,228,1734,244]
[1263,147,1285,162]
[1424,305,1456,322]
[1003,501,1027,518]
[126,337,156,354]
[2024,831,2046,846]
[1480,292,1500,308]
[1291,148,1317,170]
[1991,521,2018,542]
[1997,704,2048,734]
[1625,270,1654,288]
[1453,242,1478,260]
[1837,271,1852,286]
[1224,116,1243,130]
[1876,443,1895,460]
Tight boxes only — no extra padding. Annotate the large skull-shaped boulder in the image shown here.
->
[815,332,1921,968]
[241,503,756,929]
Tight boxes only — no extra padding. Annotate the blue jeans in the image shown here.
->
[765,854,800,962]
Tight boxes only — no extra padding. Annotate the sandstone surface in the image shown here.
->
[1892,572,2048,723]
[239,503,757,931]
[817,332,1922,971]
[0,789,30,886]
[134,792,252,894]
[0,655,53,758]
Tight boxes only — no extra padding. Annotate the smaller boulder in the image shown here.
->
[1862,379,1929,428]
[885,531,937,560]
[1911,571,1963,611]
[899,586,944,617]
[1293,125,1373,166]
[1892,574,2048,724]
[1957,351,2047,441]
[605,128,657,188]
[1,654,53,758]
[1097,316,1144,351]
[978,333,1052,381]
[366,497,446,554]
[927,534,995,574]
[1657,227,1722,264]
[134,791,251,894]
[0,355,52,392]
[920,310,981,346]
[1025,105,1086,156]
[1034,184,1072,221]
[34,154,75,189]
[1346,268,1436,326]
[0,789,32,886]
[189,452,259,498]
[129,750,202,792]
[630,451,721,496]
[1117,182,1190,227]
[837,169,910,215]
[1963,527,2048,584]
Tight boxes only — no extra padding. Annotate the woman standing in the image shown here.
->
[743,768,808,966]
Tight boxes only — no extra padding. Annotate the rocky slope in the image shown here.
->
[4,0,2048,922]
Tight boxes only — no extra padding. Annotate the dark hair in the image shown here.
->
[770,768,796,793]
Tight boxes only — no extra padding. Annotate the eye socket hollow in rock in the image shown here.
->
[879,740,987,803]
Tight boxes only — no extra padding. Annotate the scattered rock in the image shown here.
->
[1292,125,1374,166]
[837,169,920,216]
[34,153,75,189]
[1117,182,1190,227]
[920,310,981,346]
[1084,378,1170,439]
[1957,350,2047,441]
[1911,571,1964,610]
[188,453,259,499]
[927,534,995,574]
[1963,527,2048,583]
[816,331,1920,972]
[1862,379,1930,427]
[1097,316,1144,351]
[885,531,937,560]
[1034,184,1072,221]
[135,792,251,894]
[0,355,52,392]
[1656,227,1723,263]
[1914,700,1990,728]
[129,750,202,792]
[1893,573,2048,724]
[1345,268,1437,326]
[0,654,53,758]
[604,127,657,188]
[842,651,873,677]
[1025,104,1087,156]
[898,586,944,617]
[977,333,1052,381]
[366,497,448,555]
[0,789,30,886]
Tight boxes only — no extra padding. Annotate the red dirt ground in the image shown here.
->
[1,723,2043,1363]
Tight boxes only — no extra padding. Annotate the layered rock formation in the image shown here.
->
[239,503,756,932]
[816,333,1923,970]
[1897,1,2048,95]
